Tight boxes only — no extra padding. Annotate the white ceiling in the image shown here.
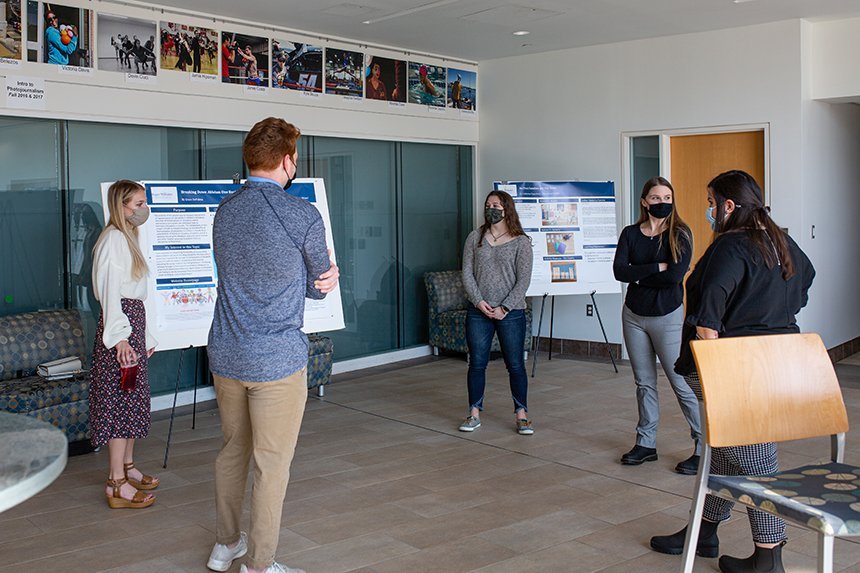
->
[151,0,860,62]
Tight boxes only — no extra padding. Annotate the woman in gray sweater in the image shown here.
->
[459,190,534,435]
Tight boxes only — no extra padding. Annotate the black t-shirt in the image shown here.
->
[613,224,692,317]
[674,230,815,375]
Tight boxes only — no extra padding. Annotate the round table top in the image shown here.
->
[0,412,68,514]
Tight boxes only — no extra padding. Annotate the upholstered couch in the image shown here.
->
[424,270,532,356]
[0,310,90,442]
[307,334,333,396]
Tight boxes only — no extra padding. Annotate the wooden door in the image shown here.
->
[670,131,765,264]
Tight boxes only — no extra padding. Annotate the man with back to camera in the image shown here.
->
[205,117,339,573]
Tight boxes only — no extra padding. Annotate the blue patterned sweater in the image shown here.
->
[208,179,329,382]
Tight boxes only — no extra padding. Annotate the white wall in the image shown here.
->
[801,22,860,348]
[809,17,860,102]
[0,0,478,145]
[479,21,805,344]
[798,99,860,348]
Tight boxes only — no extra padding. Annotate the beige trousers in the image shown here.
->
[213,368,307,570]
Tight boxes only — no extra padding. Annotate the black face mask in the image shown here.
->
[484,208,504,225]
[284,158,297,191]
[647,202,673,219]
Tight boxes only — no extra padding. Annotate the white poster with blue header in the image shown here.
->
[100,178,344,352]
[494,180,620,297]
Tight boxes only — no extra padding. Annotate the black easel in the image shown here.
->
[531,291,618,376]
[530,293,549,377]
[548,296,555,360]
[163,345,197,469]
[590,290,618,373]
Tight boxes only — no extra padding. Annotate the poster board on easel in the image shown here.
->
[99,178,345,352]
[494,180,621,375]
[493,180,621,297]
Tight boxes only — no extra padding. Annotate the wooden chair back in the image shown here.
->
[691,333,848,448]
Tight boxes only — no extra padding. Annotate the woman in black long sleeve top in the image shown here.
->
[613,177,701,474]
[650,170,815,573]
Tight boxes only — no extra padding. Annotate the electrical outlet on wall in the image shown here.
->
[586,304,593,317]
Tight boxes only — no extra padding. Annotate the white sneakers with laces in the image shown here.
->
[240,563,305,573]
[207,531,248,572]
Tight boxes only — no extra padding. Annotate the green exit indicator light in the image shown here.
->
[3,295,12,304]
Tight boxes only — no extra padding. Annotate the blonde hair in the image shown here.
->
[94,180,148,280]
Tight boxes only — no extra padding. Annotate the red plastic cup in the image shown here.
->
[120,361,139,392]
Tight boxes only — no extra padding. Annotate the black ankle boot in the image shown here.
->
[649,520,719,558]
[719,541,786,573]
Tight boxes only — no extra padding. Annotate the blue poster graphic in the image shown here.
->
[494,180,620,296]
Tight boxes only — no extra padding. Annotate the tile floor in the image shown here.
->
[3,351,860,572]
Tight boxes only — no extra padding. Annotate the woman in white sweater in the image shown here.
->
[90,180,159,509]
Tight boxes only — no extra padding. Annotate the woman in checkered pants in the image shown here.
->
[648,170,815,573]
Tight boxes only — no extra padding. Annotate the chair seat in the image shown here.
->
[434,310,469,354]
[0,373,89,414]
[710,462,860,536]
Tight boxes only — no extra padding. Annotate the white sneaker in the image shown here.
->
[207,531,248,572]
[240,563,305,573]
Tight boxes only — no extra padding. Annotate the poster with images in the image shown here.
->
[364,55,406,102]
[494,180,620,297]
[99,179,345,351]
[221,31,268,85]
[271,39,323,92]
[447,67,476,110]
[97,14,157,75]
[26,1,93,68]
[159,21,218,75]
[0,0,22,61]
[408,61,445,107]
[325,47,363,97]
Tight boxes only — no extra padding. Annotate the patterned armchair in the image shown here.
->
[307,334,333,396]
[424,270,532,356]
[0,310,90,442]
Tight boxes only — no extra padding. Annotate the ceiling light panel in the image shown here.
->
[460,5,564,26]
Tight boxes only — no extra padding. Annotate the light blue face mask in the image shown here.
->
[706,206,717,230]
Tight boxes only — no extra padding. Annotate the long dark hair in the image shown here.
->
[708,170,794,279]
[478,190,526,247]
[635,176,692,263]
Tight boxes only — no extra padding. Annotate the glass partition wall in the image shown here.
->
[0,117,474,394]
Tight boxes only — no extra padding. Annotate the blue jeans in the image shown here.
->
[466,305,528,412]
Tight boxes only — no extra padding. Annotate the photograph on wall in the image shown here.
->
[408,61,445,107]
[271,39,322,91]
[364,54,406,102]
[550,262,577,283]
[546,232,575,255]
[26,1,93,67]
[159,21,218,75]
[325,47,363,97]
[0,0,23,60]
[541,201,579,226]
[97,14,156,75]
[221,31,268,85]
[447,67,476,110]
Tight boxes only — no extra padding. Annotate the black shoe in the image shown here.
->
[621,445,658,465]
[719,541,786,572]
[675,454,701,475]
[650,521,719,558]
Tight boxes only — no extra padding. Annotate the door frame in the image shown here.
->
[621,122,771,230]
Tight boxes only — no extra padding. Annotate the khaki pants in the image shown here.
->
[213,368,308,570]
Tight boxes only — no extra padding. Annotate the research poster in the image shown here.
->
[494,180,620,297]
[100,178,345,351]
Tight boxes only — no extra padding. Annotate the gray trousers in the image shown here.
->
[622,305,701,451]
